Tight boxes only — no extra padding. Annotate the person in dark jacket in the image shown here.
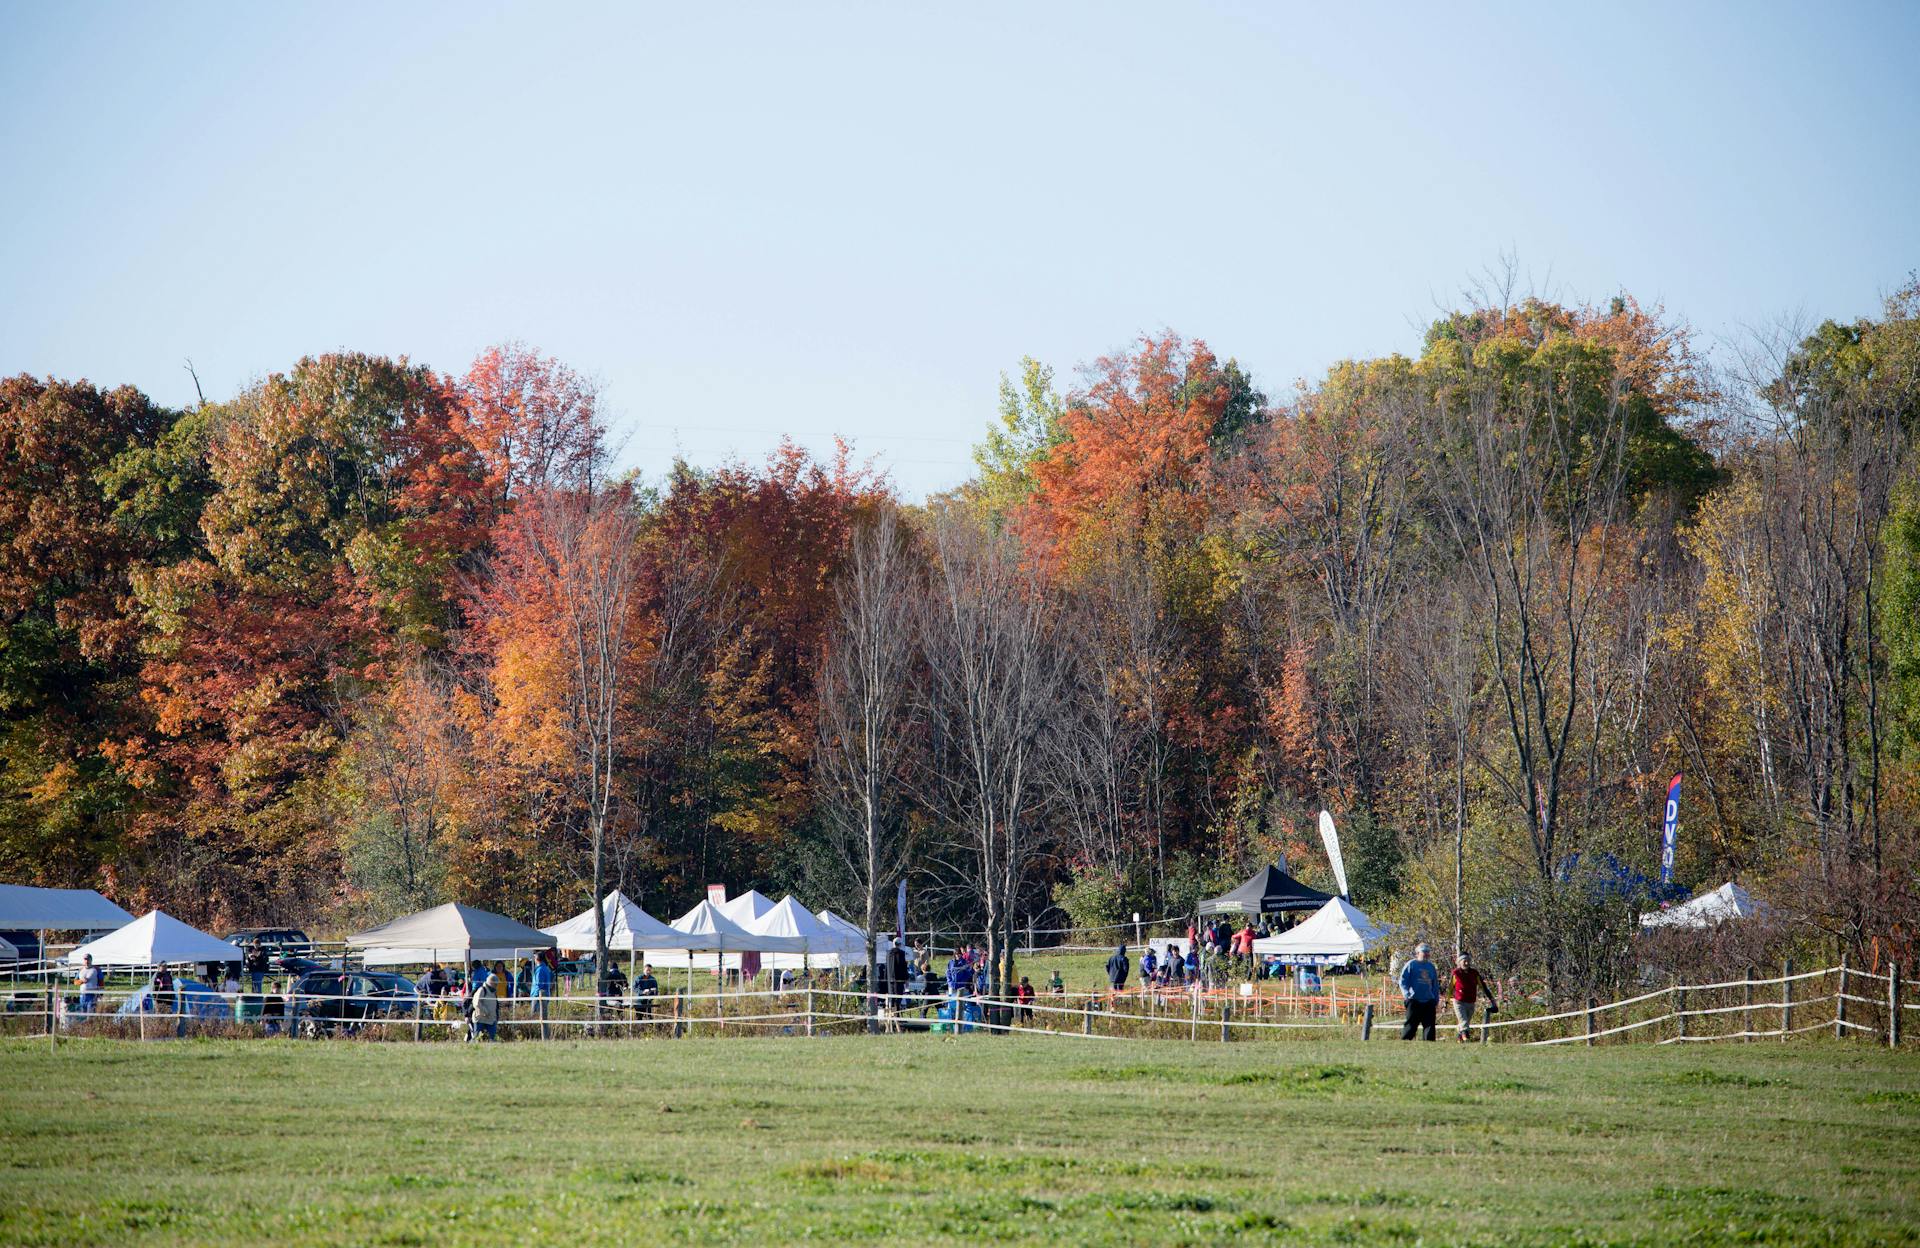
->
[244,941,270,994]
[887,942,910,1003]
[633,965,659,1020]
[1106,944,1130,991]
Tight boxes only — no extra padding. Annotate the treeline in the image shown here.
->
[2,279,1916,1001]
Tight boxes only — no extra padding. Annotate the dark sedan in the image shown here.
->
[286,971,421,1037]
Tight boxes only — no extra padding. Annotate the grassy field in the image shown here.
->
[2,1034,1916,1246]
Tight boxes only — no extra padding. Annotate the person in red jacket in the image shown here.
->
[1450,951,1495,1042]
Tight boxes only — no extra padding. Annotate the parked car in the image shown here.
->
[222,927,314,958]
[286,970,421,1038]
[221,927,336,975]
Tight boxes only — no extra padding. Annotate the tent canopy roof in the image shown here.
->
[1640,882,1764,930]
[716,890,776,925]
[1252,897,1388,959]
[0,884,135,932]
[66,911,242,967]
[649,899,807,954]
[749,896,844,949]
[542,891,695,952]
[345,903,555,956]
[1197,865,1334,916]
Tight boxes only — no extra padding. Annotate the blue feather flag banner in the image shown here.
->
[1660,773,1682,884]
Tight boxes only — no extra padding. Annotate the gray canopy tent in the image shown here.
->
[0,884,137,965]
[346,903,556,982]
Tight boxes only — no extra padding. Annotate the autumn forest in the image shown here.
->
[4,277,1917,1001]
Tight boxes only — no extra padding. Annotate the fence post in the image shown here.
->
[805,988,814,1038]
[1835,954,1849,1040]
[1585,997,1597,1047]
[1673,985,1687,1042]
[1891,963,1903,1049]
[1743,968,1754,1042]
[1220,1002,1231,1042]
[1190,985,1200,1042]
[1361,1003,1374,1041]
[44,985,54,1039]
[1780,958,1793,1041]
[1082,1001,1091,1035]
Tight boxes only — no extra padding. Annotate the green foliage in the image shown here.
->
[1340,806,1401,910]
[1051,864,1151,940]
[1883,478,1920,761]
[1161,850,1243,919]
[971,356,1064,524]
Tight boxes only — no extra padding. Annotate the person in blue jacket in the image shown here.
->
[1398,942,1440,1040]
[530,955,556,1012]
[945,951,973,997]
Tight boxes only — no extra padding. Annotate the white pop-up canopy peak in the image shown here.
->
[815,909,895,958]
[542,891,699,953]
[748,896,867,969]
[345,902,555,964]
[641,898,806,969]
[1640,882,1765,930]
[66,911,243,967]
[716,889,776,925]
[1251,896,1389,965]
[0,884,135,932]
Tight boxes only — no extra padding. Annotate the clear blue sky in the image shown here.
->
[3,3,1915,498]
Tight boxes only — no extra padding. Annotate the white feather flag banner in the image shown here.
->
[1318,809,1350,897]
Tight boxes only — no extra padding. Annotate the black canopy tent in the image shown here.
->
[1196,865,1334,917]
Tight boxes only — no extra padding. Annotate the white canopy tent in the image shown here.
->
[716,889,777,926]
[750,896,863,970]
[0,884,134,932]
[65,911,243,968]
[1251,896,1389,967]
[639,898,807,970]
[542,891,701,953]
[815,909,894,964]
[347,903,555,966]
[1640,882,1766,930]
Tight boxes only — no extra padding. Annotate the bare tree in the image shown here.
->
[816,508,918,1025]
[918,507,1066,997]
[1242,372,1419,810]
[1429,350,1633,997]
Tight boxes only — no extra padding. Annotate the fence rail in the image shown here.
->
[2,960,1905,1050]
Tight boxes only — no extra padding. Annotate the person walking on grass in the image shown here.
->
[76,954,103,1015]
[468,968,499,1042]
[1106,944,1130,993]
[1398,942,1440,1041]
[1450,951,1495,1042]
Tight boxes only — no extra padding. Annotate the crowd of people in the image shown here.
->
[59,921,1504,1044]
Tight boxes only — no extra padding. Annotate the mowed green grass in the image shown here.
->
[2,1035,1916,1247]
